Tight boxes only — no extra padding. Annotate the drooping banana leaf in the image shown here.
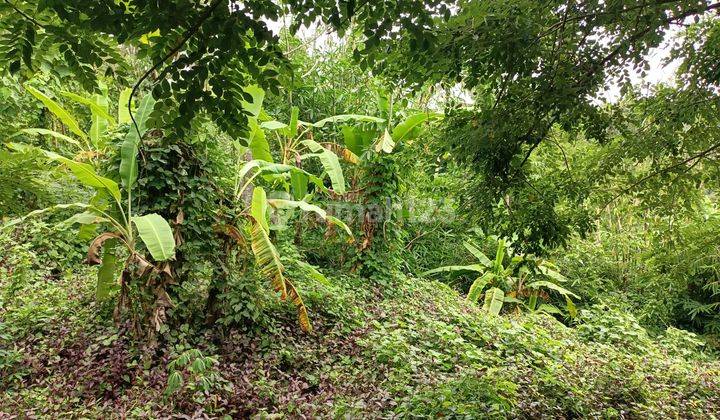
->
[421,264,486,277]
[391,112,443,142]
[267,198,353,236]
[463,241,493,267]
[312,114,384,128]
[60,90,116,126]
[526,280,580,299]
[8,144,122,201]
[250,219,287,299]
[300,139,346,194]
[285,278,312,332]
[25,85,87,140]
[1,203,91,230]
[12,128,81,147]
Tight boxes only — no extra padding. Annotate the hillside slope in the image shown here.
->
[1,260,719,418]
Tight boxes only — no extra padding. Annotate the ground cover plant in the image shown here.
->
[1,0,720,418]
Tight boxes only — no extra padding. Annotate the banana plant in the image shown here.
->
[14,84,129,162]
[421,237,579,316]
[3,93,176,333]
[243,90,383,196]
[219,86,354,332]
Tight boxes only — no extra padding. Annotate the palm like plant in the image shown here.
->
[422,237,579,316]
[3,91,177,335]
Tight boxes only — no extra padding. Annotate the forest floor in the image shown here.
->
[1,269,719,418]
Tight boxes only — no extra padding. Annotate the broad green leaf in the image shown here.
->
[89,93,110,146]
[301,139,346,194]
[537,304,563,315]
[341,126,360,155]
[493,239,506,272]
[52,154,121,200]
[132,213,176,261]
[467,272,494,302]
[539,264,569,283]
[294,260,331,285]
[60,90,116,126]
[268,198,326,219]
[119,94,156,187]
[421,264,486,276]
[260,120,288,130]
[565,296,578,318]
[374,129,395,153]
[526,280,580,299]
[248,118,273,162]
[312,114,385,128]
[482,287,505,315]
[251,187,269,233]
[62,211,108,226]
[13,128,80,147]
[118,88,132,124]
[290,171,308,200]
[288,106,299,138]
[9,145,123,200]
[267,198,352,236]
[96,242,118,301]
[391,112,442,141]
[25,85,87,140]
[1,203,91,230]
[241,85,265,117]
[165,371,184,396]
[327,215,353,237]
[463,241,492,267]
[237,160,325,191]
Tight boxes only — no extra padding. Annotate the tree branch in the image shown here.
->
[599,140,720,213]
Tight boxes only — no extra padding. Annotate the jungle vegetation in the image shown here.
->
[1,0,720,417]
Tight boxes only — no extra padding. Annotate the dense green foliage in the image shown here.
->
[1,0,720,417]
